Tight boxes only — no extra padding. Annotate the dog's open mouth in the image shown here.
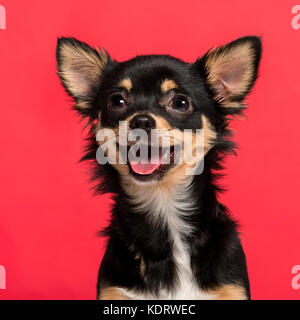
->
[126,145,175,181]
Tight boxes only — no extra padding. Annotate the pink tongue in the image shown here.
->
[129,157,162,175]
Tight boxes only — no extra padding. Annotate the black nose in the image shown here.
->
[129,114,156,131]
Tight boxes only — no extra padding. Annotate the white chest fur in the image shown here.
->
[123,179,216,300]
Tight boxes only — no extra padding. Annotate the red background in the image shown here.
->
[0,0,299,300]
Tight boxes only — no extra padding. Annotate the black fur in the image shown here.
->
[56,36,262,299]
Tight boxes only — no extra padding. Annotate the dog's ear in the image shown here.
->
[56,37,112,113]
[195,36,262,110]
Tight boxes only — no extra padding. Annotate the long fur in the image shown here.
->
[56,35,262,300]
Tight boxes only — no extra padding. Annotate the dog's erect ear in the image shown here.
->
[56,37,111,110]
[195,36,262,109]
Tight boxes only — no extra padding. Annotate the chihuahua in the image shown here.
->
[56,35,261,300]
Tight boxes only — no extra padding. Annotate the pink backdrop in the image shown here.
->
[0,0,300,299]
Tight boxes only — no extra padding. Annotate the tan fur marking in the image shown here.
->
[161,116,215,184]
[94,117,130,179]
[153,115,173,131]
[225,101,242,108]
[99,287,131,300]
[104,113,217,186]
[109,142,130,179]
[161,79,178,93]
[93,111,102,133]
[95,113,216,187]
[201,115,217,154]
[75,101,90,109]
[205,42,255,106]
[140,257,146,278]
[159,115,216,183]
[58,43,107,105]
[120,78,132,92]
[207,284,248,300]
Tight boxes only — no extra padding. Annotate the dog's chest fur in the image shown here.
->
[122,179,216,300]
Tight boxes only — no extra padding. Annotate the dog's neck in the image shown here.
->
[113,168,217,260]
[128,175,196,231]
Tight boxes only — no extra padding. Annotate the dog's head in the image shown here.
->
[56,36,261,188]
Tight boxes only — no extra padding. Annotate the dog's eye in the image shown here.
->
[170,95,189,111]
[109,94,126,109]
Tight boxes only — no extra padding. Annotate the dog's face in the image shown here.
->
[56,36,261,187]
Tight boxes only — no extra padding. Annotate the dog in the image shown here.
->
[56,35,262,300]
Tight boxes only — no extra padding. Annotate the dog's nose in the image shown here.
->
[129,114,156,131]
